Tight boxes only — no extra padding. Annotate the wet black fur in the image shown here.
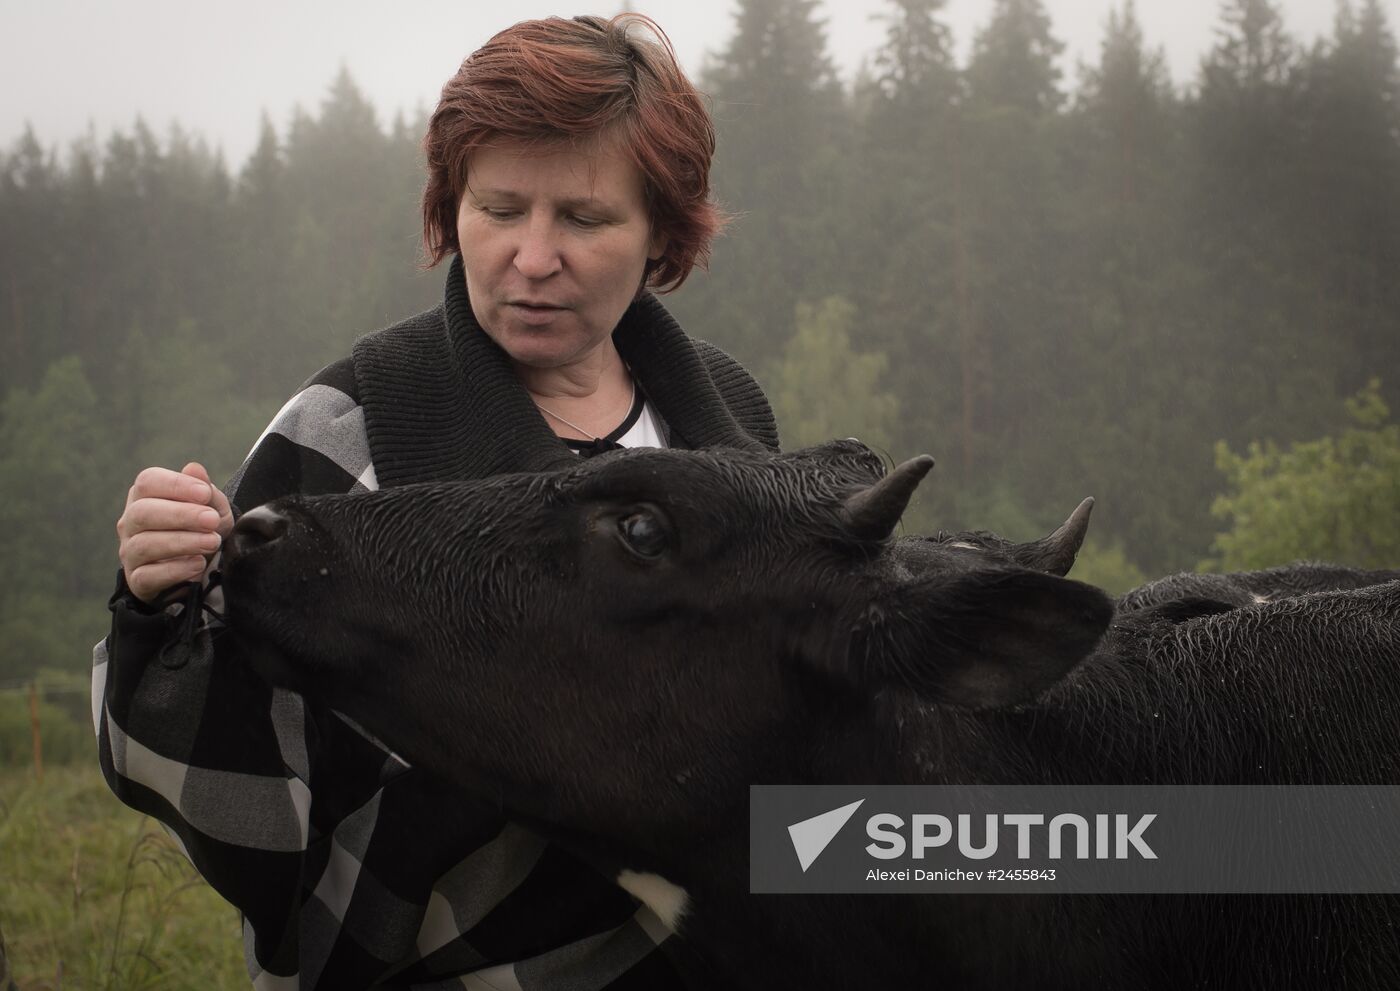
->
[221,441,1400,990]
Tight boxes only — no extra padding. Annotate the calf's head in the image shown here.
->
[221,441,1111,854]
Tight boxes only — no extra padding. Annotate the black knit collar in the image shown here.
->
[352,255,763,488]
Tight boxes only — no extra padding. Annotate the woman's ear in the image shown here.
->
[648,229,668,262]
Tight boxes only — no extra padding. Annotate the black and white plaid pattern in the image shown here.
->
[93,357,681,989]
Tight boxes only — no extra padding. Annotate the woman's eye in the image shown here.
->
[569,214,605,229]
[618,511,668,559]
[481,207,518,220]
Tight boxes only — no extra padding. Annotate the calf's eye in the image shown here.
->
[618,511,668,559]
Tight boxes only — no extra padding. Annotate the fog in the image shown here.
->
[1,0,1350,166]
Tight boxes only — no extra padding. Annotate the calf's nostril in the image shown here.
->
[230,505,289,557]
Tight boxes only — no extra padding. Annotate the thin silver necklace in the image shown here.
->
[534,377,636,440]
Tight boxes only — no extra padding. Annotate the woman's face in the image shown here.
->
[456,140,666,370]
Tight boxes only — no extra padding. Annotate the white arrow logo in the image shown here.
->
[788,800,866,872]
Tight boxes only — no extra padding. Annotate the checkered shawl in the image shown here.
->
[93,282,778,988]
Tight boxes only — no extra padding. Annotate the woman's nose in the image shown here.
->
[514,221,563,280]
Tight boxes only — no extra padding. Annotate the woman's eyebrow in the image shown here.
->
[470,188,614,211]
[557,195,611,211]
[467,187,522,200]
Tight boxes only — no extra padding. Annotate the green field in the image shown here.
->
[0,762,245,990]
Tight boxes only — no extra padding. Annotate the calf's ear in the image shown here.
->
[859,569,1113,709]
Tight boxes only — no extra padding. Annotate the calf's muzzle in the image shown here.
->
[225,505,290,561]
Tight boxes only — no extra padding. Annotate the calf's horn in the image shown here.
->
[1010,496,1095,577]
[841,455,935,541]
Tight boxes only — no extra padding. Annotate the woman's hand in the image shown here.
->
[117,462,234,603]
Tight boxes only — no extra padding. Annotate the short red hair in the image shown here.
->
[422,14,725,293]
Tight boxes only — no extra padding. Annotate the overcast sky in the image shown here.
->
[0,0,1382,168]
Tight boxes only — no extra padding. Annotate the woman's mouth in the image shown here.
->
[507,301,569,325]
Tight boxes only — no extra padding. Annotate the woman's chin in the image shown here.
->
[500,333,603,371]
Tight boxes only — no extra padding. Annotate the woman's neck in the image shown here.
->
[517,341,635,440]
[515,338,623,399]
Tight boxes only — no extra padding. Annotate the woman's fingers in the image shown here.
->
[127,465,214,510]
[181,462,235,537]
[117,463,231,603]
[118,497,222,541]
[126,556,209,603]
[122,527,223,569]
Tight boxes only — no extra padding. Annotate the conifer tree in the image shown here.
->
[965,0,1065,115]
[1196,0,1300,218]
[277,69,422,381]
[0,127,57,394]
[850,0,961,464]
[1192,0,1317,443]
[680,0,849,368]
[868,0,958,113]
[230,114,298,390]
[1295,0,1400,399]
[1078,0,1173,208]
[1204,0,1295,92]
[950,0,1068,485]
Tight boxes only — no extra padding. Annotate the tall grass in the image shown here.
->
[0,763,245,990]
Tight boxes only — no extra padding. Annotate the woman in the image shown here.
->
[98,15,777,988]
